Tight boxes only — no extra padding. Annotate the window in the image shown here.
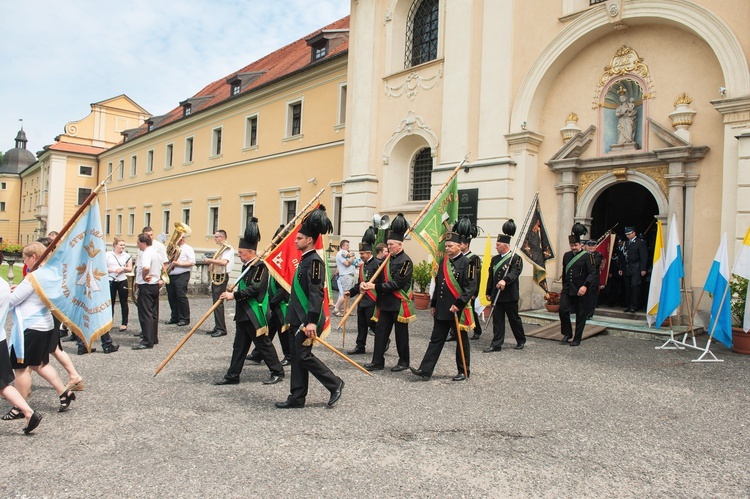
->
[116,214,123,235]
[410,148,433,201]
[77,188,92,205]
[405,0,439,68]
[0,201,5,211]
[242,204,254,228]
[185,137,194,163]
[118,160,124,180]
[312,40,327,61]
[106,163,113,182]
[209,207,219,234]
[337,84,347,126]
[128,213,135,235]
[212,127,222,156]
[105,214,111,235]
[0,182,6,189]
[245,115,258,148]
[284,200,297,224]
[144,211,151,228]
[130,155,137,177]
[146,150,154,173]
[232,82,241,95]
[183,104,192,117]
[182,208,190,226]
[163,210,171,234]
[287,101,302,137]
[79,165,93,176]
[165,143,174,169]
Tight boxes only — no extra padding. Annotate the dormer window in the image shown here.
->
[231,81,241,95]
[183,104,192,117]
[306,30,348,63]
[312,41,327,61]
[147,121,154,132]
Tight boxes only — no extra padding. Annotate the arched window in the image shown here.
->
[405,0,439,68]
[410,148,433,201]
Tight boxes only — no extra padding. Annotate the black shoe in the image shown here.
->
[206,329,216,335]
[245,356,262,365]
[514,343,525,350]
[452,373,467,382]
[346,347,365,355]
[213,377,239,385]
[131,344,152,350]
[164,319,178,325]
[210,331,227,337]
[275,400,305,409]
[263,374,285,385]
[446,335,457,342]
[77,347,96,355]
[58,390,76,413]
[569,341,581,347]
[23,411,43,435]
[560,335,571,344]
[328,380,344,406]
[102,344,120,354]
[176,321,189,327]
[280,357,290,367]
[483,347,501,353]
[410,367,431,381]
[624,308,634,313]
[471,333,481,340]
[390,364,409,372]
[363,363,384,371]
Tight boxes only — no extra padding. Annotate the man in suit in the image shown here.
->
[411,231,474,381]
[559,226,597,347]
[276,206,344,409]
[484,221,525,352]
[619,226,647,313]
[345,226,380,355]
[215,218,284,386]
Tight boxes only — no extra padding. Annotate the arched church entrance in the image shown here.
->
[590,182,658,241]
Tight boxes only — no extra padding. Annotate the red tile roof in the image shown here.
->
[123,15,350,143]
[46,142,108,155]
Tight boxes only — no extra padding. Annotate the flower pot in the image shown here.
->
[413,292,431,310]
[545,304,559,313]
[732,327,750,355]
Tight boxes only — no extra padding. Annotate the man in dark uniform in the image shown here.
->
[363,213,414,373]
[215,218,284,386]
[619,226,648,313]
[411,232,474,381]
[559,224,597,347]
[484,220,525,352]
[345,226,380,355]
[453,216,483,341]
[276,206,344,409]
[605,238,625,307]
[584,239,604,319]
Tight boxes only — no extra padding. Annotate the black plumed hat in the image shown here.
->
[388,213,409,242]
[498,219,516,244]
[239,217,260,250]
[359,226,377,252]
[453,216,477,244]
[273,224,287,240]
[568,222,588,244]
[299,205,333,241]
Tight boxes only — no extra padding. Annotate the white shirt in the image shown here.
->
[336,249,356,277]
[136,245,164,285]
[152,239,168,263]
[214,245,235,275]
[0,278,9,342]
[9,278,54,331]
[169,243,195,276]
[107,250,132,282]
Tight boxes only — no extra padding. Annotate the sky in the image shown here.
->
[0,0,350,155]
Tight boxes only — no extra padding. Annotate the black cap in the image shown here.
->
[239,217,260,250]
[443,231,462,244]
[585,239,597,246]
[388,213,409,242]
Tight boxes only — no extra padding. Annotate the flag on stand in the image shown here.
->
[595,233,616,290]
[730,226,750,332]
[412,176,458,274]
[703,233,732,348]
[27,199,113,350]
[520,198,555,294]
[479,234,492,307]
[646,220,665,327]
[654,214,684,328]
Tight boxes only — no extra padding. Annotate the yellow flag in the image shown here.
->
[479,234,492,306]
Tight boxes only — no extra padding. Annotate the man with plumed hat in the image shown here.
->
[362,213,414,373]
[411,231,474,381]
[619,226,648,313]
[559,223,597,346]
[484,219,526,352]
[454,216,483,341]
[584,239,604,319]
[344,225,380,355]
[214,218,284,385]
[276,206,344,409]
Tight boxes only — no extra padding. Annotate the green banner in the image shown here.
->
[412,176,458,274]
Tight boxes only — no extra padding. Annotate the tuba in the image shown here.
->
[209,241,230,285]
[161,222,192,284]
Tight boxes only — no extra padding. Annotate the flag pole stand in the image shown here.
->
[691,338,723,362]
[655,317,685,350]
[690,276,731,363]
[677,284,699,349]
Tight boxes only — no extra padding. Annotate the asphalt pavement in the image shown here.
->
[1,295,748,498]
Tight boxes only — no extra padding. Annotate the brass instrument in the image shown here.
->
[126,272,137,305]
[209,241,231,285]
[162,222,192,284]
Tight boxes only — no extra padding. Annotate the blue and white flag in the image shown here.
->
[28,199,113,350]
[703,233,732,348]
[655,214,684,328]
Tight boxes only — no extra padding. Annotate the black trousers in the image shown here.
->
[472,308,482,336]
[584,287,599,318]
[371,309,409,368]
[354,304,376,350]
[249,310,290,360]
[623,273,642,310]
[489,300,525,349]
[225,321,283,381]
[166,272,190,322]
[110,279,129,326]
[137,284,160,347]
[286,325,341,405]
[211,278,228,333]
[418,318,470,376]
[559,292,587,342]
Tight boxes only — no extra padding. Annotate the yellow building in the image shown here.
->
[343,0,750,314]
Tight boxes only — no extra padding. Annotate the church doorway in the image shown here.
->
[590,182,658,241]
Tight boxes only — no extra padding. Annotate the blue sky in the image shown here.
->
[1,0,350,155]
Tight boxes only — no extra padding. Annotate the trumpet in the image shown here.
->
[209,241,231,286]
[162,222,192,284]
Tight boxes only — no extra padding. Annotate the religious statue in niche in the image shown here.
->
[602,80,643,153]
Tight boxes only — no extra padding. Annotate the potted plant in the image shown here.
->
[545,291,560,313]
[0,241,24,258]
[729,275,750,354]
[412,260,433,310]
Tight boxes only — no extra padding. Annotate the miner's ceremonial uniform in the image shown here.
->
[485,249,525,351]
[559,243,597,345]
